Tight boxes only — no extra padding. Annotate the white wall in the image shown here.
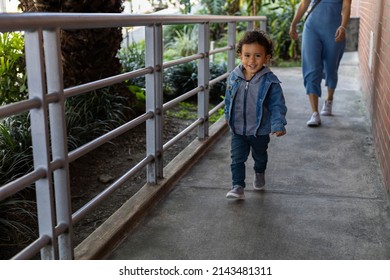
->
[1,0,19,13]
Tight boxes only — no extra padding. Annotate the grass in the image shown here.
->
[165,102,224,123]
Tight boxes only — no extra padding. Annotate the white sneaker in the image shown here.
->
[320,100,333,116]
[306,112,321,126]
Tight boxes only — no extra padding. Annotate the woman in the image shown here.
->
[289,0,352,126]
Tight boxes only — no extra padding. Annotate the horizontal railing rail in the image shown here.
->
[0,12,266,260]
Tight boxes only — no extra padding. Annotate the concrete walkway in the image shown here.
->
[108,53,390,260]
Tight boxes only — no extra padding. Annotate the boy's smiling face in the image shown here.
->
[240,43,270,78]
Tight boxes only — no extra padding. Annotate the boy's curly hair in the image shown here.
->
[236,29,273,58]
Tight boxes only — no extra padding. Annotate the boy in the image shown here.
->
[224,30,287,200]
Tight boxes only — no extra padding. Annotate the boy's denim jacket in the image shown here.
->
[224,66,287,136]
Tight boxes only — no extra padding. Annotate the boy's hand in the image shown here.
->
[272,130,286,137]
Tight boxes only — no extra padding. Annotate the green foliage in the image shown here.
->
[163,61,198,99]
[117,41,146,88]
[166,101,224,124]
[164,25,198,59]
[0,114,32,186]
[165,102,197,120]
[65,87,129,151]
[263,0,302,61]
[163,58,227,103]
[197,1,228,41]
[117,41,147,112]
[0,197,37,247]
[0,114,35,251]
[209,107,225,123]
[201,0,226,15]
[0,32,28,105]
[178,0,193,14]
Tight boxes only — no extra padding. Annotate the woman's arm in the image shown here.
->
[335,0,352,42]
[289,0,311,40]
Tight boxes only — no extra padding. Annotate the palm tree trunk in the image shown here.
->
[19,1,128,91]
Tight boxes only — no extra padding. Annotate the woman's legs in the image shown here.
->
[302,26,322,126]
[308,93,319,113]
[326,88,335,101]
[306,93,321,126]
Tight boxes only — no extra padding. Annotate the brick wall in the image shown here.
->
[355,0,390,195]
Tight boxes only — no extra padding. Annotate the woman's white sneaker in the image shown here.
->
[320,100,333,116]
[307,112,321,126]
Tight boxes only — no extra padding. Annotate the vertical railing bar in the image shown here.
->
[155,24,163,179]
[197,22,210,140]
[247,21,254,31]
[145,25,157,184]
[24,29,58,260]
[260,18,267,31]
[43,29,74,260]
[228,22,236,73]
[145,25,162,184]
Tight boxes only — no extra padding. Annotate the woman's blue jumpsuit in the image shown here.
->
[302,0,345,97]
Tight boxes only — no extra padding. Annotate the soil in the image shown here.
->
[69,109,198,248]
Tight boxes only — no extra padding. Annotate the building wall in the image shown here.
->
[355,0,390,195]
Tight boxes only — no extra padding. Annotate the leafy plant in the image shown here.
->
[198,0,227,40]
[0,114,36,257]
[0,114,32,186]
[117,40,146,89]
[165,102,197,120]
[209,107,225,123]
[163,60,226,104]
[117,41,147,113]
[0,32,28,105]
[65,87,130,151]
[0,197,37,247]
[163,61,198,100]
[164,25,198,60]
[263,0,302,61]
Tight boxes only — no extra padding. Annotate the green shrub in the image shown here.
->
[164,25,198,60]
[263,0,302,62]
[66,87,129,151]
[0,114,32,186]
[164,61,226,104]
[0,114,36,254]
[117,41,146,89]
[117,41,146,113]
[0,32,28,105]
[0,197,37,248]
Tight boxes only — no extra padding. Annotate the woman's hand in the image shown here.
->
[335,26,347,42]
[289,24,299,41]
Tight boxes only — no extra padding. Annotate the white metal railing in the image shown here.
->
[0,13,266,260]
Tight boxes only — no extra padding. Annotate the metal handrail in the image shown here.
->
[0,12,266,260]
[0,13,266,31]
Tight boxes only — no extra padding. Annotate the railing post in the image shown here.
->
[197,22,210,139]
[228,22,237,73]
[248,19,266,31]
[260,18,267,31]
[43,29,74,260]
[25,30,58,260]
[247,21,254,31]
[145,24,163,183]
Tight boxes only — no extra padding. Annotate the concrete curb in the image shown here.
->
[74,118,229,260]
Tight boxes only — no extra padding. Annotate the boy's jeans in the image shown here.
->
[230,133,270,188]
